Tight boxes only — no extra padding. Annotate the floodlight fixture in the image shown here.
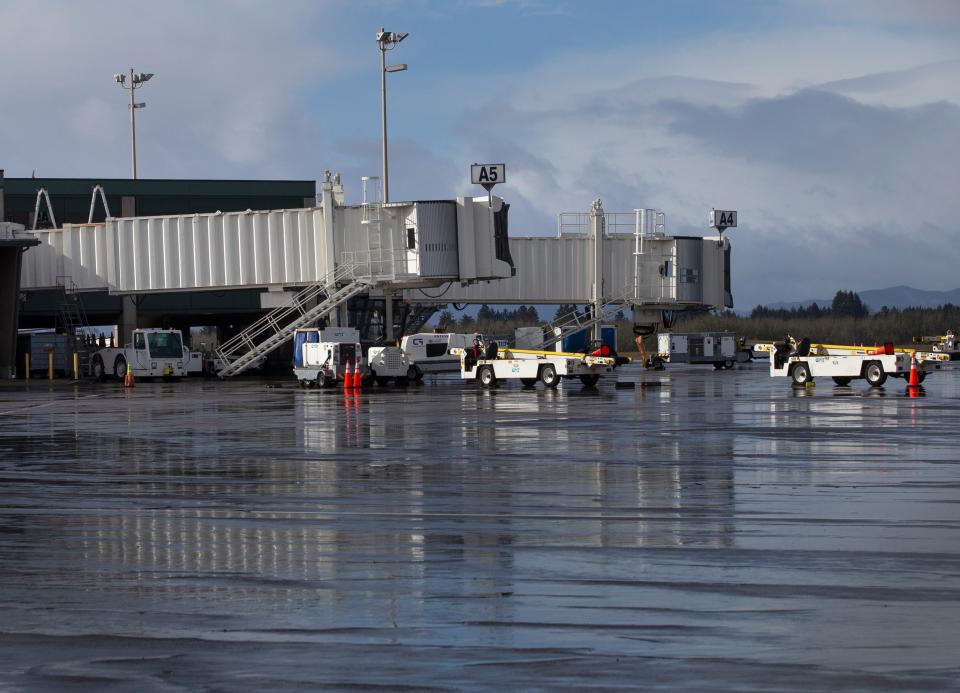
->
[114,68,155,179]
[377,28,410,203]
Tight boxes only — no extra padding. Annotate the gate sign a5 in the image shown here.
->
[471,163,505,191]
[709,209,737,230]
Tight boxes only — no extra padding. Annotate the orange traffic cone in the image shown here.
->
[123,361,135,388]
[353,361,363,390]
[344,360,353,388]
[907,354,921,388]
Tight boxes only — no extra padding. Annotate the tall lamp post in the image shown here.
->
[376,28,408,203]
[114,69,154,179]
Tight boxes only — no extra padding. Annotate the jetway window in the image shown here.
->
[406,227,416,250]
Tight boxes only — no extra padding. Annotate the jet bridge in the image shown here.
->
[20,174,514,295]
[408,201,732,337]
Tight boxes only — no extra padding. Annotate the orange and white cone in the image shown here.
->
[907,354,921,388]
[353,362,363,390]
[344,360,353,388]
[123,361,135,388]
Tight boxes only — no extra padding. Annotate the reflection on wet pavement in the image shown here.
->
[1,366,959,690]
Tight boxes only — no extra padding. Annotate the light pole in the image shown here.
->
[376,28,408,203]
[114,69,154,179]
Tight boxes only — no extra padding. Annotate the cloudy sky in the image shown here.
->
[1,0,958,308]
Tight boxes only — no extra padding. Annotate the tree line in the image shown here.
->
[678,291,959,345]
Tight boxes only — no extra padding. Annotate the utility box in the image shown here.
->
[16,332,70,376]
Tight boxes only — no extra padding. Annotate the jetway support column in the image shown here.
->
[591,198,604,342]
[120,296,138,346]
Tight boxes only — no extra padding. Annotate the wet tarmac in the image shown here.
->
[1,364,959,691]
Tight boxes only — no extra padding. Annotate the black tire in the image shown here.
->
[409,365,424,382]
[376,376,390,386]
[579,373,600,387]
[791,362,811,386]
[832,376,852,386]
[316,373,328,389]
[91,356,105,381]
[713,362,724,370]
[478,365,496,388]
[520,378,537,388]
[395,376,409,387]
[724,359,735,370]
[540,364,560,388]
[864,361,887,387]
[114,355,127,380]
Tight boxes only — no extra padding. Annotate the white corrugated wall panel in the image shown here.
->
[177,218,194,289]
[267,211,284,284]
[308,209,325,282]
[192,216,210,287]
[20,231,61,289]
[241,213,259,286]
[149,218,165,290]
[223,215,240,287]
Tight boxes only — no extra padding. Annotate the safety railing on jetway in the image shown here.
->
[556,212,644,236]
[339,247,417,281]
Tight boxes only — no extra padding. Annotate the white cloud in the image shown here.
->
[429,18,960,308]
[0,0,334,178]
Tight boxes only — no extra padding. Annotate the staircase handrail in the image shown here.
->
[214,278,371,377]
[215,262,363,359]
[534,285,636,350]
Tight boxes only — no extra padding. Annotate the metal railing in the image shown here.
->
[215,261,373,377]
[556,212,639,236]
[340,247,417,282]
[533,286,637,350]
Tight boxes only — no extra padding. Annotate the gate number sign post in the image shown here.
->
[709,209,737,231]
[471,163,505,192]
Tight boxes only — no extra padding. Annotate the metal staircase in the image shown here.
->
[56,276,93,376]
[215,263,372,377]
[532,287,635,351]
[402,303,439,335]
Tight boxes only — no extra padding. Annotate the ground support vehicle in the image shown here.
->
[452,345,618,389]
[653,332,749,370]
[292,327,363,388]
[367,346,416,386]
[399,333,482,379]
[184,350,207,376]
[913,331,960,360]
[90,328,187,380]
[757,338,948,387]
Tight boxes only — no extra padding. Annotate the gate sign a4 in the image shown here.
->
[471,163,505,191]
[709,209,737,230]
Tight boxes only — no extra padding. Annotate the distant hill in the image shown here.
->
[760,286,960,313]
